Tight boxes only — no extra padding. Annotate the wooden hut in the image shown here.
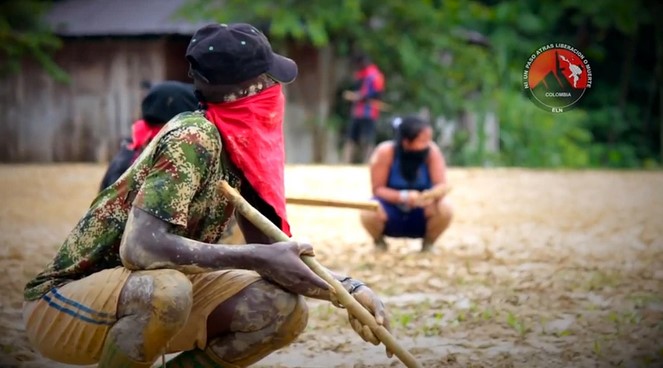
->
[0,0,345,163]
[0,0,211,162]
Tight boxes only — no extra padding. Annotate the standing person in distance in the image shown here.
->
[342,53,386,164]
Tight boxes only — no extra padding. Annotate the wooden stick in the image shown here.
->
[420,185,452,201]
[218,181,421,368]
[342,90,392,111]
[287,196,379,211]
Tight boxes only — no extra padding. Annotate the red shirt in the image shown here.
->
[352,64,385,120]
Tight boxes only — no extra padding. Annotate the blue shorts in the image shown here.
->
[376,198,426,239]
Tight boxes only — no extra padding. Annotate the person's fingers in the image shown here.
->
[361,294,390,330]
[374,302,392,332]
[350,317,363,337]
[386,347,393,358]
[329,289,342,308]
[371,299,384,323]
[295,241,316,257]
[375,312,384,326]
[349,314,380,345]
[356,292,376,314]
[362,325,380,345]
[382,312,392,332]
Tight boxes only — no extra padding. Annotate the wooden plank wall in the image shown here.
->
[0,38,170,162]
[0,36,335,164]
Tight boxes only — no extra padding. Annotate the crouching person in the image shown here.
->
[360,116,453,252]
[23,22,390,368]
[99,80,198,191]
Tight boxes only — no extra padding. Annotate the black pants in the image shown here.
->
[347,117,376,145]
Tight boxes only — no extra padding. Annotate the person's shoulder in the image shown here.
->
[426,142,446,164]
[161,111,221,151]
[375,140,395,152]
[428,142,443,157]
[167,111,214,132]
[371,141,395,163]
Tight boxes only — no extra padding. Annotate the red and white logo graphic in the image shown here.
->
[523,43,593,113]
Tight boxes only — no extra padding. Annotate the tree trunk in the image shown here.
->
[607,28,638,146]
[659,62,663,165]
[656,13,663,164]
[286,43,337,163]
[312,46,333,163]
[619,28,637,113]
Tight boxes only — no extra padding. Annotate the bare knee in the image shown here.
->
[362,206,386,222]
[438,199,453,223]
[360,206,387,239]
[359,210,374,228]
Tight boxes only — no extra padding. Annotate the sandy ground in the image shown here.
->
[0,164,662,368]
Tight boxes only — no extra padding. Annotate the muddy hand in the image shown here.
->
[347,283,394,358]
[255,241,330,295]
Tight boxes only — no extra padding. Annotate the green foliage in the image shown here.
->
[180,0,497,118]
[180,0,662,168]
[496,89,591,167]
[179,0,363,48]
[0,1,68,82]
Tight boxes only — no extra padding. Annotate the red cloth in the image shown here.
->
[353,64,385,120]
[128,119,163,150]
[204,84,291,237]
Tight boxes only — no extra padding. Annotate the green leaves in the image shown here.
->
[179,0,659,168]
[561,0,653,34]
[0,1,68,82]
[180,0,365,48]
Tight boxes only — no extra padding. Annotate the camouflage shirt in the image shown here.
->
[24,111,241,301]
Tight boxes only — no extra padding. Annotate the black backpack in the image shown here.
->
[98,138,138,191]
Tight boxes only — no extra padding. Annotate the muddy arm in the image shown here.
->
[119,206,266,273]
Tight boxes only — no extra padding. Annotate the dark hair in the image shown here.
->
[396,116,430,142]
[351,52,370,68]
[142,81,198,126]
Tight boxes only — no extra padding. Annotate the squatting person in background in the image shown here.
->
[98,80,198,191]
[360,115,453,252]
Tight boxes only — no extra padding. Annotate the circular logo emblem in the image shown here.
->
[522,43,592,113]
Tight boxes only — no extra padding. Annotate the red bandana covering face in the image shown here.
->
[128,119,163,151]
[204,84,291,236]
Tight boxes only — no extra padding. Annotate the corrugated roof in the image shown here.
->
[45,0,214,36]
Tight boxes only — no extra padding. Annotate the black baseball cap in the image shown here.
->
[186,23,298,85]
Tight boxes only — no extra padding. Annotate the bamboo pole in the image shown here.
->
[286,186,450,211]
[286,196,379,211]
[217,181,421,368]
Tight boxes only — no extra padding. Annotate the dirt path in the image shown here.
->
[0,164,662,367]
